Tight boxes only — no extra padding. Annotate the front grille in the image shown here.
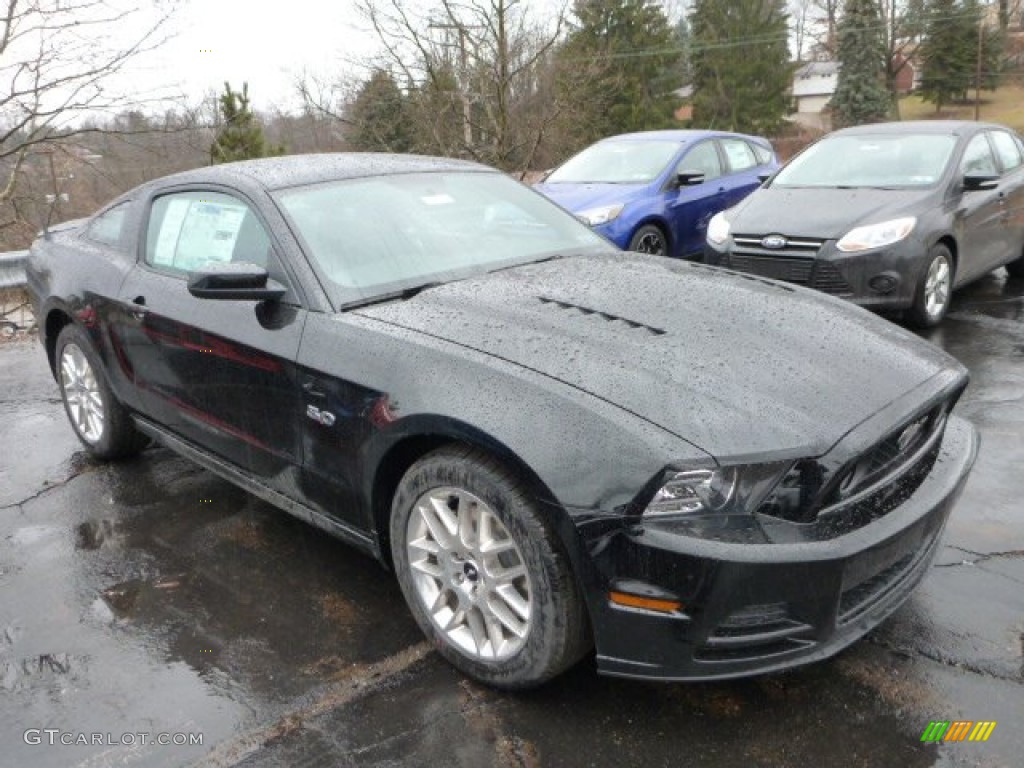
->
[724,254,813,283]
[732,235,825,255]
[758,402,949,529]
[722,252,852,295]
[821,441,941,531]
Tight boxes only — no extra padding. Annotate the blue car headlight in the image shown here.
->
[578,203,624,227]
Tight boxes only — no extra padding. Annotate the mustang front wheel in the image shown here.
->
[390,447,589,688]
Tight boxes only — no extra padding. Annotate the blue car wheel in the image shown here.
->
[628,224,668,255]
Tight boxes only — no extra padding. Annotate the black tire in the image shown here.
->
[628,224,668,255]
[1006,252,1024,279]
[390,446,590,689]
[907,244,954,328]
[55,324,149,460]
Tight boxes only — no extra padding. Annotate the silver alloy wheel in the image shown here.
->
[60,342,104,444]
[924,254,951,318]
[406,487,533,660]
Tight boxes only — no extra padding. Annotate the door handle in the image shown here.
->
[129,295,147,320]
[302,378,327,398]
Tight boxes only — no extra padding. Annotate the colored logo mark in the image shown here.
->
[920,721,997,743]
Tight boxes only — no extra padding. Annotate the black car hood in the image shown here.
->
[355,253,956,460]
[729,186,932,239]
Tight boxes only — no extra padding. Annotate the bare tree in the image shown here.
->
[0,0,175,239]
[347,0,569,172]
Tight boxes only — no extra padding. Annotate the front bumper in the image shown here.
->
[703,236,928,311]
[581,415,977,681]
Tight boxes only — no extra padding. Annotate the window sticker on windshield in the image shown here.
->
[421,193,454,206]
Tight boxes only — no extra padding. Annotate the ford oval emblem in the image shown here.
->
[761,235,787,249]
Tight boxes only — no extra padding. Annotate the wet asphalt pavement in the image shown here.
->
[1,273,1022,768]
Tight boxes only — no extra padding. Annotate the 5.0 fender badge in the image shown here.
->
[306,404,336,427]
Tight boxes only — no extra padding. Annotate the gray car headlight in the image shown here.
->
[706,211,731,246]
[644,462,791,518]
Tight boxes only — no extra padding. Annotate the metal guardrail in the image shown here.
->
[0,249,33,335]
[0,249,28,291]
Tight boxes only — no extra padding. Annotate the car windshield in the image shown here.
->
[274,171,607,308]
[772,133,958,189]
[545,140,681,184]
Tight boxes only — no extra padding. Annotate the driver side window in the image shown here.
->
[145,190,293,295]
[677,141,722,181]
[961,135,998,176]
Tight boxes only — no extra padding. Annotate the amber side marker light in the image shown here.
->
[609,591,682,613]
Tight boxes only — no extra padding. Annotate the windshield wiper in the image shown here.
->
[344,282,443,310]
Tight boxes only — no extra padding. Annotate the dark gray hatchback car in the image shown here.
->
[704,120,1024,327]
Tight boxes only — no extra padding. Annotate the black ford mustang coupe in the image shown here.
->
[27,154,977,688]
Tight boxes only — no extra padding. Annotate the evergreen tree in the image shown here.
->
[346,70,415,153]
[558,0,682,145]
[210,82,284,164]
[918,0,1000,110]
[832,0,891,126]
[689,0,791,135]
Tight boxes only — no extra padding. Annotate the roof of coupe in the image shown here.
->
[144,153,490,191]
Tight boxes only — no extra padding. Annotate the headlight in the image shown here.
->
[836,217,916,253]
[645,462,790,518]
[706,211,731,246]
[578,203,624,227]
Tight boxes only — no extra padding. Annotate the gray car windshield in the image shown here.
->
[545,140,681,184]
[274,171,607,308]
[773,134,958,189]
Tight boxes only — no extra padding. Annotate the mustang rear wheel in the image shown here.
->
[390,447,589,689]
[908,245,953,328]
[56,324,149,460]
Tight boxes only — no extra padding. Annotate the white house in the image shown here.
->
[791,61,839,130]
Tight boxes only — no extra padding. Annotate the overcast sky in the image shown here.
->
[137,0,376,112]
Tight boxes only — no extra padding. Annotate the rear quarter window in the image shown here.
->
[84,203,129,247]
[721,139,758,172]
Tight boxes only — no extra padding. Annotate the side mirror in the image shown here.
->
[963,173,999,191]
[187,261,286,301]
[676,170,706,187]
[757,172,772,184]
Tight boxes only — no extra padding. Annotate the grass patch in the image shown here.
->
[898,83,1024,130]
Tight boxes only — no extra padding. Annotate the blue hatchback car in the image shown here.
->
[535,130,778,259]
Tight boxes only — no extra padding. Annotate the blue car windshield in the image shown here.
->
[546,140,681,184]
[273,171,607,308]
[773,133,958,188]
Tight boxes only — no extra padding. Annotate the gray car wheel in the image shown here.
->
[907,245,953,328]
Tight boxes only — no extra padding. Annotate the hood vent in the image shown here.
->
[537,296,666,336]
